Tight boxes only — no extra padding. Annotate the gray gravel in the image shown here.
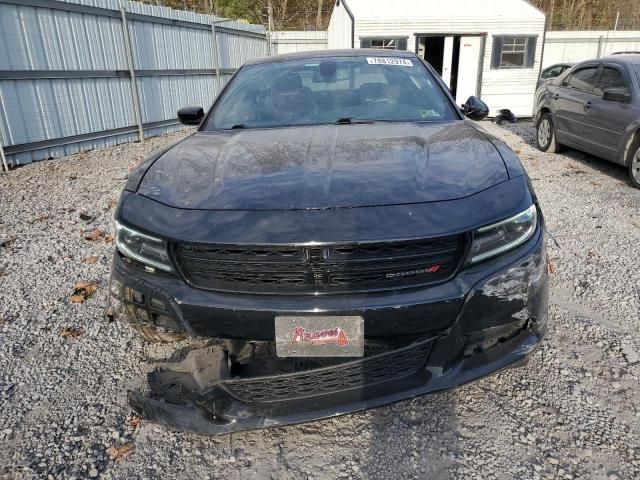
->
[1,121,639,480]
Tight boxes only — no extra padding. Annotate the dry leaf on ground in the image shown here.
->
[107,444,135,462]
[70,281,98,303]
[29,215,51,224]
[84,229,105,241]
[79,213,94,222]
[61,327,85,338]
[1,236,16,249]
[84,256,99,265]
[546,253,555,274]
[104,235,114,244]
[129,417,143,427]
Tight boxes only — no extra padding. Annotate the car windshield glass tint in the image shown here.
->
[566,67,598,92]
[635,64,640,83]
[594,67,629,96]
[542,66,561,78]
[204,57,458,129]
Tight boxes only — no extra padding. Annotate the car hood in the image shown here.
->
[137,121,509,210]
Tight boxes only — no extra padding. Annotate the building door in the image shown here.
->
[418,35,481,101]
[421,36,445,76]
[441,36,455,89]
[420,36,455,90]
[455,36,482,103]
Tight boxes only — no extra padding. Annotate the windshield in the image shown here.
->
[635,64,640,84]
[204,56,458,130]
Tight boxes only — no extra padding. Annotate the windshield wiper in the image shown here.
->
[334,118,375,125]
[230,124,247,129]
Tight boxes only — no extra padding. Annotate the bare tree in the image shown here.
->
[267,0,289,29]
[316,0,323,30]
[151,0,640,30]
[532,0,640,30]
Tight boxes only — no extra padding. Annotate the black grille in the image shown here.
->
[222,338,433,402]
[176,235,466,294]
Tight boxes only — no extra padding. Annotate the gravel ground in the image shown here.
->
[1,121,639,480]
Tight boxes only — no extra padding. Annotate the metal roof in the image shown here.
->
[343,0,545,21]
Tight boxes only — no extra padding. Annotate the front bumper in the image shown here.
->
[110,223,548,435]
[129,330,540,436]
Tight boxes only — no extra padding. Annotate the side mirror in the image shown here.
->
[461,96,489,121]
[178,106,205,126]
[602,89,631,103]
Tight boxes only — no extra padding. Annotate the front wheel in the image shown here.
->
[628,140,640,189]
[536,113,561,153]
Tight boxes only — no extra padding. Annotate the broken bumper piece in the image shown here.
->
[129,329,541,436]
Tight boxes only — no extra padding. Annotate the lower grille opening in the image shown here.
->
[222,337,435,402]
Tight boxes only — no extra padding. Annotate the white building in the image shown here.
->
[327,0,546,116]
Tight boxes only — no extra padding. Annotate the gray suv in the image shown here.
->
[533,54,640,188]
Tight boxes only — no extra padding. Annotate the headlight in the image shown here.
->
[115,221,173,272]
[467,205,538,264]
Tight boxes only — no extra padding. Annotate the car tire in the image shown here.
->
[130,324,187,343]
[536,113,560,153]
[628,137,640,189]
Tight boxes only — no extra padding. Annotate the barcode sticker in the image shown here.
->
[366,57,413,67]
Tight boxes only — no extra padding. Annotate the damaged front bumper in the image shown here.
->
[129,330,540,436]
[125,228,548,436]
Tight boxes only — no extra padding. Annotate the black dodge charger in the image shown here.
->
[108,50,548,435]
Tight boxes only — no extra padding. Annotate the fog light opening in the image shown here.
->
[132,290,144,305]
[150,298,167,311]
[153,313,182,331]
[463,321,528,358]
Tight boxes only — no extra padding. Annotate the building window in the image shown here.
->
[491,36,537,69]
[360,38,408,50]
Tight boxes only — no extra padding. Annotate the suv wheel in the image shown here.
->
[629,139,640,189]
[536,113,560,153]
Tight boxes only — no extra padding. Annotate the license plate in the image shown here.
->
[275,315,364,358]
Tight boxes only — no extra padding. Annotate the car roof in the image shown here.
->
[244,49,418,66]
[602,53,640,63]
[543,62,574,69]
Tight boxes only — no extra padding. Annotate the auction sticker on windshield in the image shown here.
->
[275,315,364,357]
[367,57,413,66]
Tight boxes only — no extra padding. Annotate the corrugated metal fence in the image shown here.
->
[543,30,640,68]
[0,0,268,167]
[271,31,328,55]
